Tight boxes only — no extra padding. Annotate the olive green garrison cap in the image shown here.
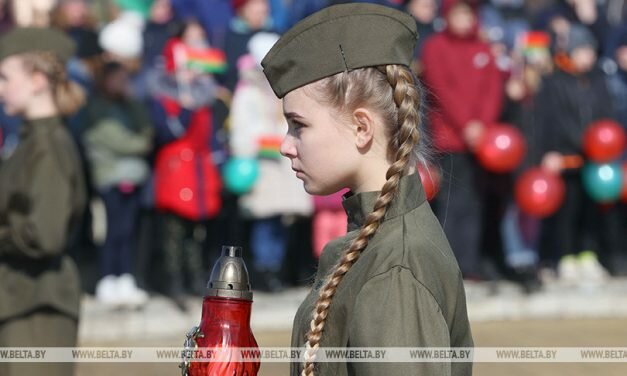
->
[261,3,418,98]
[0,27,76,63]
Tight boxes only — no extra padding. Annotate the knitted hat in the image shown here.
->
[565,24,598,54]
[248,32,279,66]
[99,12,144,58]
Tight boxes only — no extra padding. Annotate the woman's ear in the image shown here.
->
[30,71,50,94]
[352,108,376,149]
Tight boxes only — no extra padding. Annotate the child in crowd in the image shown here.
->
[148,20,226,310]
[83,61,153,307]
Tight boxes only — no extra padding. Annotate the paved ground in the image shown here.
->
[79,278,627,342]
[76,319,627,376]
[71,278,627,375]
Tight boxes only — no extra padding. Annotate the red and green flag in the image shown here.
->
[174,44,228,74]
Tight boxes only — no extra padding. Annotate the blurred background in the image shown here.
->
[0,0,626,375]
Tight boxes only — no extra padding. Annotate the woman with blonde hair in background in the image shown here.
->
[0,27,86,376]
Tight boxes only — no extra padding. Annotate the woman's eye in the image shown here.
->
[291,121,305,131]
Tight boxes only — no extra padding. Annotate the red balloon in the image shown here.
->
[621,161,627,204]
[515,168,566,218]
[583,119,626,163]
[417,162,441,201]
[476,124,527,173]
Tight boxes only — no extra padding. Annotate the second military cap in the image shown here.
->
[0,27,76,63]
[261,3,418,98]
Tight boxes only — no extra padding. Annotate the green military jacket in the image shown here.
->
[291,174,473,375]
[0,116,86,321]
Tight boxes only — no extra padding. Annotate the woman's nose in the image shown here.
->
[280,134,297,158]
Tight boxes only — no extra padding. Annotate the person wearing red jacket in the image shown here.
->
[147,24,227,310]
[422,0,505,279]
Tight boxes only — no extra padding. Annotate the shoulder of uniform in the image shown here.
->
[33,124,80,178]
[364,209,462,282]
[358,265,444,311]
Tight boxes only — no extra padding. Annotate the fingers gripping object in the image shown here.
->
[180,326,205,376]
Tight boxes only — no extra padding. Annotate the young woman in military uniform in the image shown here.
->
[0,27,86,376]
[261,4,473,376]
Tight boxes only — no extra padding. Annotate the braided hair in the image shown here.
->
[20,51,85,116]
[301,64,423,376]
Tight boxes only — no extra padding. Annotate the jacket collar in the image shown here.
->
[342,173,427,232]
[20,116,63,139]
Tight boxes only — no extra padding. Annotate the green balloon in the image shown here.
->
[114,0,154,18]
[223,158,259,195]
[581,162,623,202]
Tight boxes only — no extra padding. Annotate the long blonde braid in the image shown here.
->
[302,64,422,376]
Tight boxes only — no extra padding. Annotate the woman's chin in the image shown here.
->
[302,181,321,195]
[302,182,336,196]
[302,183,317,195]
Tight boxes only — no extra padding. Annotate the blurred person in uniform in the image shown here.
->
[0,27,86,376]
[230,32,313,292]
[82,61,153,307]
[421,0,505,280]
[534,24,619,284]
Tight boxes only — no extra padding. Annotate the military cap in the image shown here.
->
[261,3,418,98]
[0,27,76,63]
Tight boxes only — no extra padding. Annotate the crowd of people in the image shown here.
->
[0,0,625,312]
